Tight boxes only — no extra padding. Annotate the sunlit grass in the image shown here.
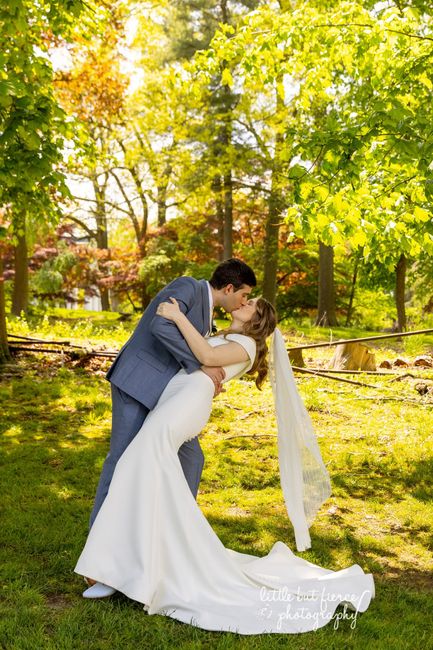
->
[1,314,432,649]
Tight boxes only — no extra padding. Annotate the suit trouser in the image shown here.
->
[89,384,205,528]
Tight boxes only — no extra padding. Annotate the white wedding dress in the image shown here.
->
[75,334,374,634]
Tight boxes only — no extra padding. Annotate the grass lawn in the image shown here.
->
[1,313,432,649]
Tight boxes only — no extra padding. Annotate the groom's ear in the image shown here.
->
[223,283,235,294]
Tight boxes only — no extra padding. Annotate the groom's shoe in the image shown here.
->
[82,582,116,599]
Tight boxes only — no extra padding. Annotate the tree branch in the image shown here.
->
[109,170,141,241]
[314,23,433,43]
[70,194,132,218]
[63,215,96,238]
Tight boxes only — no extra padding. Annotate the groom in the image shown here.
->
[89,258,256,529]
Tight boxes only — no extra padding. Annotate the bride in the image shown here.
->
[75,296,374,634]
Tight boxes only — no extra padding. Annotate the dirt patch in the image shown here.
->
[377,567,433,592]
[45,594,71,610]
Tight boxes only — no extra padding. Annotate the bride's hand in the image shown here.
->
[156,297,182,322]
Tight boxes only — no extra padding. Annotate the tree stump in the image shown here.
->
[288,348,305,368]
[328,341,376,371]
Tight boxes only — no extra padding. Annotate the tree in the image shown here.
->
[195,0,433,321]
[163,0,261,258]
[0,214,11,362]
[55,5,129,311]
[316,242,338,326]
[0,0,101,359]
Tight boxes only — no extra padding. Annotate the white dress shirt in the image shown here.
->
[206,281,213,337]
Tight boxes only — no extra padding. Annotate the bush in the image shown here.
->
[350,287,396,330]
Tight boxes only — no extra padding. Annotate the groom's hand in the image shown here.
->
[201,366,226,397]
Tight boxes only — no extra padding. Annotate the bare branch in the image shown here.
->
[63,215,96,238]
[70,194,132,218]
[109,170,141,241]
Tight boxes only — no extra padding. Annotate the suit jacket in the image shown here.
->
[107,277,211,410]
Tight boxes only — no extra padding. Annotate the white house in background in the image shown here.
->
[84,289,102,311]
[66,286,102,311]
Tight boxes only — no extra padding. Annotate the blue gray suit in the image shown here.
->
[89,276,211,527]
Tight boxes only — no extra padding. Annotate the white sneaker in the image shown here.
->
[82,582,116,599]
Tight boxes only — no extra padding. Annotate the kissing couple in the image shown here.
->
[75,258,374,634]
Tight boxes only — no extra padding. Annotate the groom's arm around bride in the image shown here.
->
[88,259,257,528]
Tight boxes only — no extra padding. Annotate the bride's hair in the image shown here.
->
[242,298,277,389]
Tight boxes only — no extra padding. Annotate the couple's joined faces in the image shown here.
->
[231,297,258,323]
[224,284,253,312]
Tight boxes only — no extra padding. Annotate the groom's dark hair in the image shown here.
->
[209,258,256,290]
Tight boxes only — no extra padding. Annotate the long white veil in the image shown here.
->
[269,328,331,551]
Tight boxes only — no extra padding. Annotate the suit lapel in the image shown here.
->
[199,279,211,335]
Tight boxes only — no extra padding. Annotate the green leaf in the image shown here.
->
[221,68,233,87]
[425,179,433,202]
[287,164,307,179]
[352,229,367,248]
[413,206,430,223]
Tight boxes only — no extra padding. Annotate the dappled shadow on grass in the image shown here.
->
[0,366,113,596]
[213,454,281,490]
[207,512,433,595]
[377,566,433,592]
[332,454,433,504]
[1,442,432,650]
[0,366,111,449]
[207,508,382,561]
[1,403,109,448]
[406,457,433,502]
[1,357,432,644]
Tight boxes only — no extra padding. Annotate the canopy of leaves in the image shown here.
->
[0,0,105,224]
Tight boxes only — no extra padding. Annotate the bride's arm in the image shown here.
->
[156,298,250,366]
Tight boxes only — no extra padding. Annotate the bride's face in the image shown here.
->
[231,298,258,324]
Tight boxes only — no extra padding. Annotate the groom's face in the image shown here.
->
[222,284,253,313]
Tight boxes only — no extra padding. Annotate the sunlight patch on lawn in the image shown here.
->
[51,486,75,500]
[2,316,433,648]
[3,425,23,438]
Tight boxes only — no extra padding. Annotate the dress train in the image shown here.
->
[75,338,374,634]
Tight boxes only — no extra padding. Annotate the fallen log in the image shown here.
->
[287,327,433,351]
[298,368,407,375]
[9,345,117,358]
[292,366,378,389]
[8,335,85,350]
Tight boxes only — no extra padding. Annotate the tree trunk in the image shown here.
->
[157,187,167,228]
[93,175,111,312]
[212,72,234,260]
[212,175,225,260]
[315,241,338,326]
[345,253,360,326]
[99,288,110,312]
[223,171,233,259]
[262,190,280,305]
[11,213,29,316]
[0,256,11,363]
[395,253,407,332]
[157,163,172,227]
[141,284,151,311]
[263,85,285,306]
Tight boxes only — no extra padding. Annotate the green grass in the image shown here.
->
[1,313,433,649]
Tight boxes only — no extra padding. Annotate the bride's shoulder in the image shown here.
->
[226,332,254,344]
[225,333,256,358]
